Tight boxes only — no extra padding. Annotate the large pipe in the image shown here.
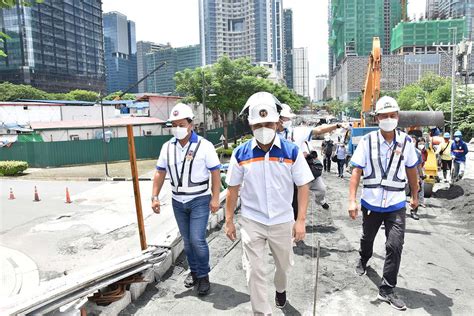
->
[398,111,445,128]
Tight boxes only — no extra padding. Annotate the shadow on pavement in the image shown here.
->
[281,301,302,315]
[293,241,330,258]
[365,266,453,315]
[174,282,250,310]
[305,224,338,234]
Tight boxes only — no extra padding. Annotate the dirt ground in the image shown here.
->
[121,171,474,315]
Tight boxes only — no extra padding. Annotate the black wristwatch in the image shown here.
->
[336,123,341,128]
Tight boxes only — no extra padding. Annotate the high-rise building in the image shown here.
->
[0,1,105,93]
[328,0,405,74]
[314,75,328,102]
[199,0,283,71]
[283,9,294,89]
[103,11,138,94]
[293,47,309,98]
[425,0,440,19]
[437,0,474,40]
[136,41,171,93]
[145,45,201,94]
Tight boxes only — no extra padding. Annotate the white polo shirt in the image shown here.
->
[350,129,419,212]
[156,131,221,203]
[226,135,314,225]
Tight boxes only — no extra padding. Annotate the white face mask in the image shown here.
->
[455,137,460,142]
[172,126,189,140]
[254,127,276,145]
[378,118,398,132]
[418,144,425,150]
[282,121,292,129]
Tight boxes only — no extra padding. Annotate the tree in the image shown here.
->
[0,82,48,101]
[65,89,99,102]
[104,91,136,101]
[175,56,303,148]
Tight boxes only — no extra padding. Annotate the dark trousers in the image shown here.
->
[359,206,406,293]
[323,154,332,172]
[292,184,298,220]
[337,158,345,176]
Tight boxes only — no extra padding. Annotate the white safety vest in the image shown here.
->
[166,136,209,195]
[363,130,408,191]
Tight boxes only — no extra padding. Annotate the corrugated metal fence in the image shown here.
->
[0,123,249,168]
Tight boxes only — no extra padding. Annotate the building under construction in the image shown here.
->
[391,18,466,54]
[328,0,406,72]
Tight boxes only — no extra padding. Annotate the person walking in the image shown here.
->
[348,96,419,311]
[276,103,295,141]
[152,103,221,296]
[436,132,453,182]
[322,135,335,172]
[451,130,469,182]
[412,137,428,220]
[335,142,347,178]
[225,92,313,314]
[302,141,330,210]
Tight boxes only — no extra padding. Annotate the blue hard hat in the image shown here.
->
[443,132,450,138]
[454,130,462,137]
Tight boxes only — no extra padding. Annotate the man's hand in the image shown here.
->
[225,220,236,241]
[410,196,419,210]
[339,122,350,129]
[348,200,359,219]
[293,219,306,242]
[210,196,220,213]
[152,200,160,214]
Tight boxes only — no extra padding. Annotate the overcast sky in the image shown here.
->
[102,0,425,99]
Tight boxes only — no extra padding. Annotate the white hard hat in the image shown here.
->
[242,92,281,125]
[168,103,194,121]
[375,96,400,115]
[280,103,295,118]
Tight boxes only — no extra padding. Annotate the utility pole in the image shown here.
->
[99,91,110,178]
[449,27,457,137]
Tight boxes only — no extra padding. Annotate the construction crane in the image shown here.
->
[401,0,407,22]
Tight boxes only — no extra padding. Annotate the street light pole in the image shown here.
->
[99,92,110,178]
[449,27,457,137]
[202,70,207,138]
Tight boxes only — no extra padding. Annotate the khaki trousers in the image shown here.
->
[240,216,294,315]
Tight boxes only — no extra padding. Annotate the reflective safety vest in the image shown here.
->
[363,130,409,192]
[166,137,209,195]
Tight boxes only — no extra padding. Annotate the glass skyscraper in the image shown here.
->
[283,8,294,89]
[103,11,138,94]
[0,0,105,93]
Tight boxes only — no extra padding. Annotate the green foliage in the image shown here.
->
[326,100,344,115]
[0,160,28,176]
[0,82,49,101]
[397,84,426,110]
[104,91,136,101]
[216,147,234,157]
[65,89,98,102]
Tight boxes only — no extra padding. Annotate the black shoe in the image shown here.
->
[410,211,420,220]
[197,276,210,296]
[275,291,287,308]
[377,291,407,310]
[355,259,367,276]
[184,272,197,288]
[322,203,330,210]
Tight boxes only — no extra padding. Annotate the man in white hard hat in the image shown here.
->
[348,96,419,310]
[224,92,313,314]
[276,103,295,141]
[152,103,221,296]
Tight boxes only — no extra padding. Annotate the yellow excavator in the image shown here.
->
[347,37,444,197]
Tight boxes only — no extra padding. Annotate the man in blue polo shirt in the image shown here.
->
[348,96,419,311]
[225,92,313,314]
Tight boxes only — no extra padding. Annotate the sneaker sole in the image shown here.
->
[377,294,407,311]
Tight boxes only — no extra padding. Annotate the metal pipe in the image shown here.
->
[99,93,110,178]
[202,70,207,138]
[449,27,457,137]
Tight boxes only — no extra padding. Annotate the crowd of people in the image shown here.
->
[150,92,469,314]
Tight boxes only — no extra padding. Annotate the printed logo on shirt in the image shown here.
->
[173,110,179,117]
[186,150,194,161]
[259,109,268,118]
[279,157,284,163]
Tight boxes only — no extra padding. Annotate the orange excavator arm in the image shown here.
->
[361,37,381,127]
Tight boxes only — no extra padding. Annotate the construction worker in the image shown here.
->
[335,142,347,178]
[224,92,313,314]
[152,103,221,296]
[321,135,335,172]
[348,96,419,311]
[302,141,330,209]
[276,103,295,141]
[412,137,427,220]
[451,130,469,182]
[436,132,453,182]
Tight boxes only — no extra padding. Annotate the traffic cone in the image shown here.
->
[65,187,72,204]
[8,188,15,200]
[33,186,40,202]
